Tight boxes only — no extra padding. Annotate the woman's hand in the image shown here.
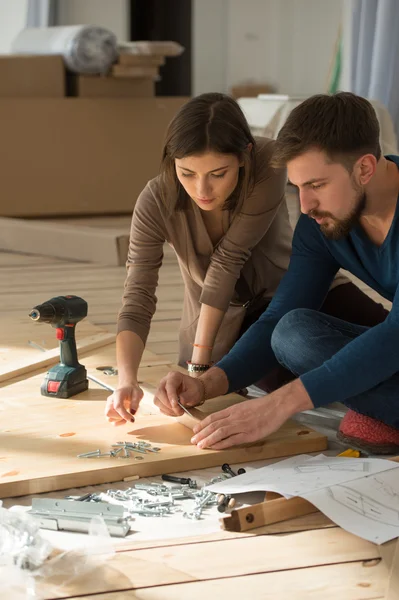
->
[153,371,205,416]
[105,384,144,426]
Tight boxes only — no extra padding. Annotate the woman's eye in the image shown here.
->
[181,172,194,178]
[212,172,227,179]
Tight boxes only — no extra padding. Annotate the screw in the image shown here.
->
[222,463,237,477]
[77,449,101,458]
[111,448,123,457]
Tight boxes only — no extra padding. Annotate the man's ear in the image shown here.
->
[355,154,378,186]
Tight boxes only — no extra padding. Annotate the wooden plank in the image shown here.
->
[0,333,115,384]
[118,53,165,67]
[385,538,399,599]
[67,561,387,600]
[116,512,335,553]
[36,528,382,598]
[0,216,130,266]
[0,318,108,367]
[221,496,319,532]
[0,360,326,498]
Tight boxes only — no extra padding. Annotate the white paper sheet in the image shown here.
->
[302,468,399,544]
[206,454,399,497]
[206,454,399,544]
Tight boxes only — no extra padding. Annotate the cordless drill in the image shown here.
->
[29,295,89,398]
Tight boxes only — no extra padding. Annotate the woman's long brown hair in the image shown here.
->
[159,93,257,213]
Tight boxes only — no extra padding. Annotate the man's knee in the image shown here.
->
[271,308,319,373]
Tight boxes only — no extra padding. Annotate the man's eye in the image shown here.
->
[312,183,324,190]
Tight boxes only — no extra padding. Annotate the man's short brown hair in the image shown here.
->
[272,92,381,170]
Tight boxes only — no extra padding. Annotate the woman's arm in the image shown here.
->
[116,330,145,387]
[106,183,166,424]
[191,304,225,366]
[117,182,166,348]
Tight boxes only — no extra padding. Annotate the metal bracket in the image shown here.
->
[28,498,131,537]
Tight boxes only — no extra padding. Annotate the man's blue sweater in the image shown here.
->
[217,156,399,408]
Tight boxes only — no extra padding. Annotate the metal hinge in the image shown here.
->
[28,498,131,538]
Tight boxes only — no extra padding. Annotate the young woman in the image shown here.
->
[105,93,388,426]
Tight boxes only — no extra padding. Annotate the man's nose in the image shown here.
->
[299,189,318,214]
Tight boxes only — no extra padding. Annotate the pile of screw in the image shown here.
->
[65,475,229,519]
[77,441,161,460]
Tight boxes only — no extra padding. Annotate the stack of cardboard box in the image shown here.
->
[0,52,187,215]
[0,51,188,264]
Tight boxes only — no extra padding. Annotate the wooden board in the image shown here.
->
[0,354,326,498]
[221,496,319,532]
[0,317,108,366]
[65,562,387,600]
[0,333,116,384]
[34,528,385,599]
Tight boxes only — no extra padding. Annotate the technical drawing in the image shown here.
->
[326,484,399,526]
[373,476,399,500]
[294,461,370,474]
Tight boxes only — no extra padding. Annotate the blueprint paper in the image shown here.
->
[206,454,399,497]
[206,454,399,544]
[302,468,399,544]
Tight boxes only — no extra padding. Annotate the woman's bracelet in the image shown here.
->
[186,361,213,374]
[192,343,213,350]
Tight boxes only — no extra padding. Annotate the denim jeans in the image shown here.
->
[270,308,399,428]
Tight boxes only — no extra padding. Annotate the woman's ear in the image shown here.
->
[239,143,253,167]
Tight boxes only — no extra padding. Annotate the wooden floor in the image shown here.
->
[0,194,396,599]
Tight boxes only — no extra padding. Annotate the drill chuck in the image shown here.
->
[29,303,57,323]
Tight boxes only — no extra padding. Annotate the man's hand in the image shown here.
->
[190,379,314,449]
[105,384,144,426]
[153,371,205,416]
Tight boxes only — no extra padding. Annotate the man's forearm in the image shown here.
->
[273,378,314,417]
[199,366,230,400]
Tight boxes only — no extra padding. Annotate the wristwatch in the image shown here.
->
[186,361,213,374]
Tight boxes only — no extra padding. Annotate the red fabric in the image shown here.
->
[339,410,399,445]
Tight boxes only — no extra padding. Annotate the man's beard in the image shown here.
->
[310,192,366,241]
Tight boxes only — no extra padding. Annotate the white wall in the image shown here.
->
[0,0,28,53]
[193,0,343,96]
[192,0,228,95]
[57,0,130,41]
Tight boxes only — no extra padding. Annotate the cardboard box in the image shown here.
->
[0,97,188,217]
[0,216,131,265]
[118,54,165,67]
[112,65,159,78]
[72,75,155,98]
[0,55,65,98]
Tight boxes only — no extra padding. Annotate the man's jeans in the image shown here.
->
[270,308,399,428]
